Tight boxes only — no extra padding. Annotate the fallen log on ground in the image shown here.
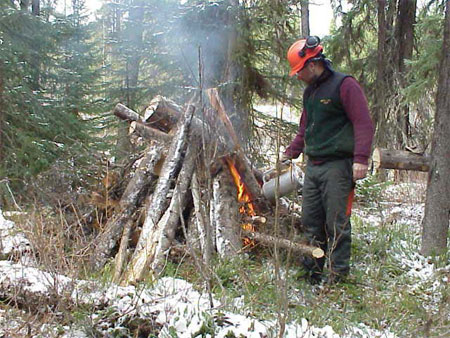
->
[241,230,324,258]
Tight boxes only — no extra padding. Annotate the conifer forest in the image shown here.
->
[0,0,449,337]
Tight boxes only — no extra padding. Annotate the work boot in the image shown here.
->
[296,269,323,285]
[323,272,348,285]
[307,271,323,285]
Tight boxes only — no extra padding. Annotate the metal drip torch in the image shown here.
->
[261,160,303,201]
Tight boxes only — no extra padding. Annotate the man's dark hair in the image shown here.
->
[307,52,332,69]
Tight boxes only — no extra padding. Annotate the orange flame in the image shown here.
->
[225,158,257,248]
[225,158,256,216]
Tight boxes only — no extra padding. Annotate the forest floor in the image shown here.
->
[0,178,449,337]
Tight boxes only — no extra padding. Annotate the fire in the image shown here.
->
[225,158,256,216]
[225,158,257,247]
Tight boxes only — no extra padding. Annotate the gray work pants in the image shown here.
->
[301,158,354,278]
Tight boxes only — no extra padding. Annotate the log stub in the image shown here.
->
[372,148,430,172]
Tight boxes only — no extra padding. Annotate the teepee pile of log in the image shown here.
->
[90,89,324,286]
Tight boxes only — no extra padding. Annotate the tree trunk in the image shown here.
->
[0,63,4,163]
[221,1,251,145]
[125,0,145,109]
[113,218,134,283]
[394,0,417,147]
[300,0,310,37]
[421,1,450,256]
[211,167,242,258]
[375,0,398,149]
[207,88,271,213]
[374,0,388,144]
[91,144,164,270]
[395,0,416,74]
[190,172,214,261]
[150,144,197,275]
[121,104,195,285]
[372,148,430,171]
[20,0,29,11]
[31,0,39,16]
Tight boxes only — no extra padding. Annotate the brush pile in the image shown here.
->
[89,90,323,286]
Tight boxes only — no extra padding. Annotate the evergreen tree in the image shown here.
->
[0,1,107,202]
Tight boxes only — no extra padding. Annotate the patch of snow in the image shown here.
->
[354,182,448,316]
[382,182,426,204]
[391,242,435,280]
[0,209,31,259]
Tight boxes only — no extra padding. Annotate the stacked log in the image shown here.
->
[93,93,323,286]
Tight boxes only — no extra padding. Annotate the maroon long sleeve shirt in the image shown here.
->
[285,77,374,165]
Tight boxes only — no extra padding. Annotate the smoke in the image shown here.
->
[158,0,236,90]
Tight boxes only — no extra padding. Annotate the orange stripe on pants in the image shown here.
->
[346,187,355,216]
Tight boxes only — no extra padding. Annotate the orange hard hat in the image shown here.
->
[287,37,323,76]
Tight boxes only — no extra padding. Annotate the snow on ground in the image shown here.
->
[0,209,31,259]
[353,181,449,315]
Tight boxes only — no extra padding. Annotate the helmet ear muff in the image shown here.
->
[298,36,321,58]
[305,36,320,49]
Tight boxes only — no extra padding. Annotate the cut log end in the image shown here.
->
[312,247,325,258]
[372,148,381,169]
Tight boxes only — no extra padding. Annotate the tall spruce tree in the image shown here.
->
[0,0,105,201]
[421,0,450,256]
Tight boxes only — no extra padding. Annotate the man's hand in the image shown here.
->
[353,163,368,181]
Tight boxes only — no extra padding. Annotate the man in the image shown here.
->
[283,36,374,284]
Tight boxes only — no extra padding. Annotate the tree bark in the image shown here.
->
[0,63,4,163]
[300,0,310,37]
[395,0,416,74]
[150,145,197,275]
[241,230,324,258]
[91,144,163,270]
[144,95,185,133]
[374,0,398,151]
[121,104,195,285]
[113,218,134,283]
[143,96,225,146]
[31,0,39,15]
[394,0,417,146]
[211,167,242,258]
[129,121,172,143]
[190,172,214,261]
[372,148,430,171]
[20,0,29,11]
[421,1,450,256]
[374,0,388,144]
[114,102,144,122]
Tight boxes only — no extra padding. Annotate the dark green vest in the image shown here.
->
[303,71,354,161]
